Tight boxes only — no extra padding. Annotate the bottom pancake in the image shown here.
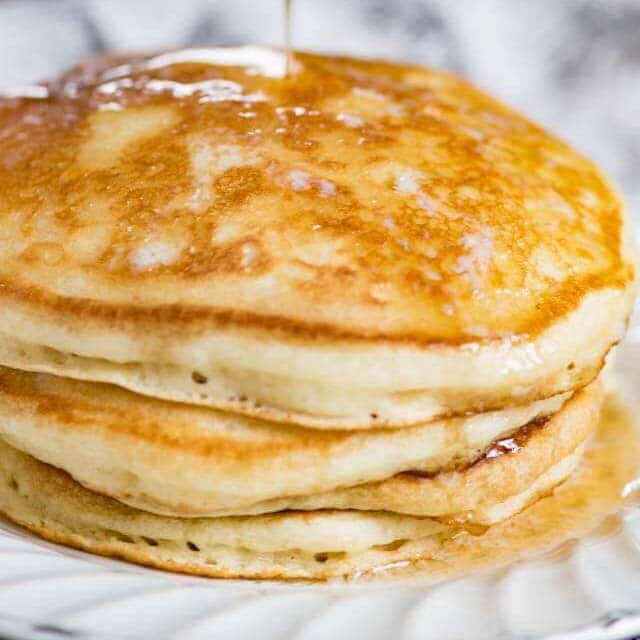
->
[0,436,584,580]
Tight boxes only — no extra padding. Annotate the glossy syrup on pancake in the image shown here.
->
[0,48,632,341]
[404,414,551,479]
[0,46,634,429]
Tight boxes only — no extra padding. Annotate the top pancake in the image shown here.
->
[0,46,635,428]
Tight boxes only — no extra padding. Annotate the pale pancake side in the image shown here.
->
[0,367,599,518]
[0,47,634,427]
[180,381,600,521]
[0,317,616,429]
[0,367,570,513]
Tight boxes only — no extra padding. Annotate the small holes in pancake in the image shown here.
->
[370,412,379,420]
[117,534,135,544]
[314,551,346,563]
[187,541,200,552]
[191,371,208,384]
[104,530,135,544]
[142,536,159,547]
[567,362,576,371]
[238,395,247,403]
[8,477,18,491]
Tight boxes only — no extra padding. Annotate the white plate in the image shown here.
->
[1,311,640,640]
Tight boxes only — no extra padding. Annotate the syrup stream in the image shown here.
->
[284,0,294,76]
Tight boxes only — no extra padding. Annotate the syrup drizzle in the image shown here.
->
[284,0,294,76]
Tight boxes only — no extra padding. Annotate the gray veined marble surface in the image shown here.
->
[0,0,639,227]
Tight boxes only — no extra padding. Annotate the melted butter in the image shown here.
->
[0,46,632,342]
[361,395,640,583]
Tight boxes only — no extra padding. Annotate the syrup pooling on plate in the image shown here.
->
[359,396,640,583]
[0,46,631,343]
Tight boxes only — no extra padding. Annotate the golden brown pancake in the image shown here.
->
[0,46,634,428]
[0,365,600,520]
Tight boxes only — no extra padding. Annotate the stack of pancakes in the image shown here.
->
[0,47,635,579]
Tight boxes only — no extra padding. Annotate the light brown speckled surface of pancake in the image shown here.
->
[0,46,634,427]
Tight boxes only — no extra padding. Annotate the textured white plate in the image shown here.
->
[1,310,640,640]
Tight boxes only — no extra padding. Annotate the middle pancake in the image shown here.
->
[0,367,600,519]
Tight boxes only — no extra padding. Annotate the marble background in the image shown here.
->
[1,0,639,226]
